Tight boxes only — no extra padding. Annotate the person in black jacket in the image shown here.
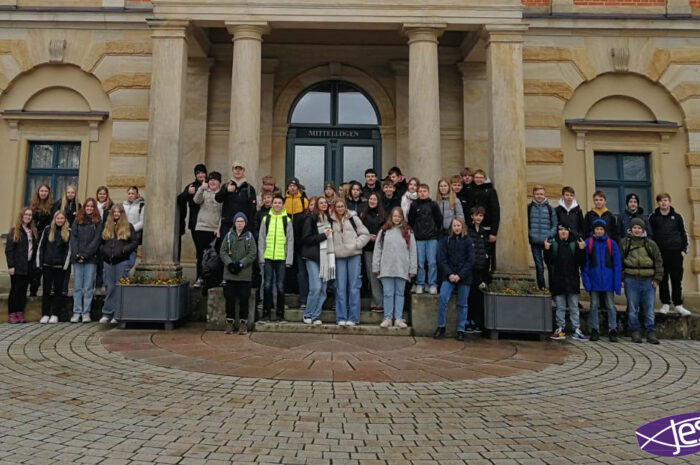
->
[99,204,139,324]
[470,169,500,271]
[408,184,442,295]
[648,193,691,316]
[434,218,475,341]
[36,211,71,324]
[555,186,585,240]
[467,207,492,333]
[215,161,257,244]
[177,163,207,260]
[617,193,651,240]
[361,193,385,311]
[544,225,588,341]
[28,184,53,296]
[5,207,37,324]
[583,190,618,241]
[388,166,408,199]
[362,168,381,199]
[300,196,335,324]
[346,181,366,214]
[381,180,401,219]
[69,198,103,323]
[53,185,80,227]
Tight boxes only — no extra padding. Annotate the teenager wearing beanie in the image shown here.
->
[177,163,208,260]
[617,193,651,239]
[192,171,222,287]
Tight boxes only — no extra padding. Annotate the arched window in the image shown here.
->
[289,81,379,126]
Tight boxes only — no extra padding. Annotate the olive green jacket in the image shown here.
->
[220,228,257,281]
[620,235,664,283]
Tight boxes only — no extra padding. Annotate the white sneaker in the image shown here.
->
[428,286,438,295]
[313,319,322,325]
[82,314,91,323]
[415,286,424,295]
[395,319,408,329]
[39,316,50,324]
[110,318,118,324]
[675,305,691,316]
[70,314,81,323]
[303,317,313,324]
[99,316,110,324]
[380,319,392,328]
[345,321,356,327]
[193,278,202,288]
[48,315,58,324]
[338,320,347,326]
[659,304,670,314]
[410,285,417,293]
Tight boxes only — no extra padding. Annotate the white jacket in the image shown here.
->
[123,198,144,232]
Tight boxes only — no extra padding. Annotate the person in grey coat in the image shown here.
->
[436,179,464,233]
[372,207,417,329]
[528,185,558,289]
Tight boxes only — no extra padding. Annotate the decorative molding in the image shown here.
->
[49,39,66,63]
[224,22,270,42]
[1,110,108,141]
[611,47,630,72]
[566,119,679,151]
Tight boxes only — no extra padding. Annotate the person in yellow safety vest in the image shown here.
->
[258,193,294,322]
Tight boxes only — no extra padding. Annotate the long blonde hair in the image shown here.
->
[29,184,53,215]
[58,185,79,213]
[435,178,456,210]
[13,207,37,242]
[101,204,131,240]
[48,210,70,243]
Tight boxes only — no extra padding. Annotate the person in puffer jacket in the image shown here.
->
[620,218,664,344]
[36,211,71,324]
[527,185,557,289]
[467,207,491,333]
[582,218,622,342]
[407,184,443,295]
[433,218,475,341]
[555,186,585,240]
[617,193,651,239]
[435,178,464,234]
[648,192,690,316]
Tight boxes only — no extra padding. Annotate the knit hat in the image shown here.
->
[557,224,570,231]
[194,163,207,176]
[208,171,222,183]
[233,212,248,225]
[626,193,640,205]
[287,177,305,191]
[324,181,336,190]
[630,218,645,230]
[592,218,607,228]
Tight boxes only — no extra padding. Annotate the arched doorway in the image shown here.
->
[286,80,381,196]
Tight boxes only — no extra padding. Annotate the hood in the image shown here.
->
[558,198,579,212]
[592,233,610,241]
[270,208,287,217]
[531,198,550,207]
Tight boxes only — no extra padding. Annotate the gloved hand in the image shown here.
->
[228,262,237,274]
[232,262,244,274]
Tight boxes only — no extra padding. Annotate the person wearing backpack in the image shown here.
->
[528,184,558,290]
[192,171,222,287]
[544,225,587,341]
[258,194,294,322]
[620,218,664,344]
[372,207,417,329]
[36,211,71,324]
[582,218,622,342]
[216,161,258,242]
[220,212,257,335]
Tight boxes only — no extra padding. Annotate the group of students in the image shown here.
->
[5,184,144,324]
[528,185,691,344]
[175,162,500,339]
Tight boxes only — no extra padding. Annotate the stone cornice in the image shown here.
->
[1,110,109,141]
[147,18,190,39]
[482,24,529,45]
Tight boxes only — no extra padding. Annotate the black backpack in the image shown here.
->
[201,238,222,285]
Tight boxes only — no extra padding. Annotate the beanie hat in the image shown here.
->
[208,171,222,183]
[324,181,336,190]
[194,163,207,176]
[287,177,305,191]
[630,218,645,230]
[592,218,607,228]
[626,193,640,205]
[557,224,570,231]
[233,212,248,225]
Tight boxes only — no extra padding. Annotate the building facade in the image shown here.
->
[1,1,700,300]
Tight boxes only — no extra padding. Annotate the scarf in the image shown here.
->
[317,215,335,281]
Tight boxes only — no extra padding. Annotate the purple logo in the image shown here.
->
[636,413,700,457]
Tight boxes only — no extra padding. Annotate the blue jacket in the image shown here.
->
[581,234,622,294]
[527,199,557,245]
[437,235,475,286]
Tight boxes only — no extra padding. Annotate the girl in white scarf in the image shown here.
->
[301,197,335,325]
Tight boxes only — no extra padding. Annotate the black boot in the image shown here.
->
[631,331,642,343]
[590,329,600,341]
[647,332,659,345]
[433,327,446,339]
[456,331,465,342]
[608,329,618,343]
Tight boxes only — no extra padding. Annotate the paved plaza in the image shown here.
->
[0,323,699,464]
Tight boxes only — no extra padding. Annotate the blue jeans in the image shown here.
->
[624,278,656,333]
[437,281,470,331]
[296,254,309,306]
[128,251,137,270]
[304,260,327,321]
[380,277,407,320]
[73,263,97,316]
[416,239,438,288]
[530,243,546,288]
[554,293,580,329]
[588,290,617,331]
[103,260,131,317]
[335,255,362,324]
[264,260,286,316]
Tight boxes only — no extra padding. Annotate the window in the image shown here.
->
[25,142,80,204]
[594,152,651,214]
[289,80,379,126]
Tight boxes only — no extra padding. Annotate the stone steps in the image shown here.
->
[283,308,387,325]
[254,320,412,336]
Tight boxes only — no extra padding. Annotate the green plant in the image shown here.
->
[118,265,187,286]
[486,278,549,296]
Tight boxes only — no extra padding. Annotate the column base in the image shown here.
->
[135,263,183,280]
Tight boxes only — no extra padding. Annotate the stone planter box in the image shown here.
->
[484,292,552,340]
[116,283,189,330]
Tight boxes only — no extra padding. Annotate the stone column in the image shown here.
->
[260,58,279,178]
[404,25,444,189]
[484,24,530,276]
[225,22,269,187]
[391,60,409,171]
[138,20,189,277]
[457,62,488,172]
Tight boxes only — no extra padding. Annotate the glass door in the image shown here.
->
[287,141,331,198]
[337,141,379,185]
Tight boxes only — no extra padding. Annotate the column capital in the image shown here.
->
[457,62,486,80]
[402,24,446,45]
[225,22,270,42]
[262,58,280,74]
[147,19,190,40]
[481,24,528,45]
[390,60,408,76]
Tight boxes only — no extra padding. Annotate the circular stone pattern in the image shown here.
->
[99,323,570,382]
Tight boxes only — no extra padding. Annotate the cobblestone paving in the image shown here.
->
[1,323,699,464]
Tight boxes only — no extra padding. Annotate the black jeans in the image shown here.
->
[224,280,252,320]
[660,250,684,305]
[9,274,30,314]
[193,230,216,280]
[42,267,66,317]
[263,260,286,317]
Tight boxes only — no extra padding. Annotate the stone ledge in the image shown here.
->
[254,321,412,336]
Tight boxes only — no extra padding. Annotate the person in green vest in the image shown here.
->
[258,193,294,323]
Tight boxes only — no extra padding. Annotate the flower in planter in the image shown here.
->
[119,275,188,286]
[486,278,550,296]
